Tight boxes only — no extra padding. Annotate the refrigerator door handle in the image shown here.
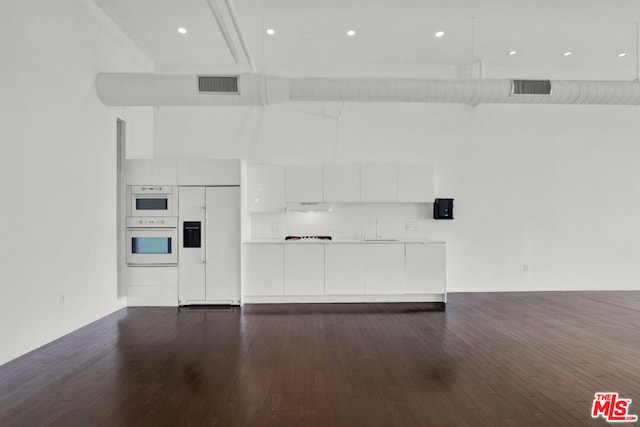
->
[202,206,206,264]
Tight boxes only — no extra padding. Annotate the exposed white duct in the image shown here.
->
[289,77,512,104]
[95,72,640,106]
[95,73,290,106]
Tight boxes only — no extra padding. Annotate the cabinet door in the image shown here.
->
[325,244,365,295]
[397,165,434,202]
[284,244,324,295]
[178,159,240,186]
[247,165,285,212]
[126,159,178,185]
[244,245,284,295]
[126,266,178,306]
[285,165,323,202]
[360,164,398,202]
[406,243,446,294]
[323,165,360,202]
[364,244,406,294]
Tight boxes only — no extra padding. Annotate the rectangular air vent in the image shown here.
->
[198,76,238,93]
[512,80,552,95]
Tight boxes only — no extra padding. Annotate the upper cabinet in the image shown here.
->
[285,165,323,202]
[360,164,397,202]
[323,165,360,202]
[178,159,240,185]
[246,162,434,209]
[247,165,285,212]
[126,159,242,186]
[126,160,178,185]
[397,165,434,202]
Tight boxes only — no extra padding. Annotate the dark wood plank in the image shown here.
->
[1,292,639,426]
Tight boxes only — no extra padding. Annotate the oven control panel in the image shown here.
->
[126,217,178,228]
[130,185,173,194]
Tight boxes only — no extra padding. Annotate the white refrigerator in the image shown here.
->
[178,186,240,305]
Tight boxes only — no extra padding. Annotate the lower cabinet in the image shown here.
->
[325,244,365,295]
[364,244,406,295]
[126,266,178,307]
[406,243,446,294]
[284,244,324,295]
[243,244,284,296]
[243,242,446,301]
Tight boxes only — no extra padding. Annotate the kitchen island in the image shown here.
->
[242,239,446,304]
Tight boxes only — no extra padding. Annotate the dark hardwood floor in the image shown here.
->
[1,292,639,426]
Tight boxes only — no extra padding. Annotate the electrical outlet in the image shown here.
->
[271,223,281,232]
[523,264,529,273]
[59,293,65,304]
[405,222,419,231]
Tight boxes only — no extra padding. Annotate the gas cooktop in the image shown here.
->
[285,235,332,241]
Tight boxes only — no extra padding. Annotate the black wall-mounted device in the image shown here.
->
[183,221,202,247]
[434,198,454,220]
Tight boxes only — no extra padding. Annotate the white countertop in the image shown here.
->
[244,239,445,245]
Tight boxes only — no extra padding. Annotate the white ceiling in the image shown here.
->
[93,0,640,79]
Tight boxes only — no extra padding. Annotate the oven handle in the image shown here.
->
[202,206,206,264]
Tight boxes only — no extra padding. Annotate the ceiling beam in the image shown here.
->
[223,0,257,73]
[205,0,256,72]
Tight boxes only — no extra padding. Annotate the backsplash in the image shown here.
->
[251,203,435,240]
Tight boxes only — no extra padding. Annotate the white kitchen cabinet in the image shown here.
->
[325,244,365,295]
[247,165,285,212]
[249,162,434,207]
[405,243,446,294]
[364,244,406,294]
[284,244,325,295]
[360,164,398,202]
[285,165,323,202]
[126,266,178,307]
[125,159,178,185]
[397,165,434,202]
[178,159,240,185]
[323,165,360,202]
[244,244,284,295]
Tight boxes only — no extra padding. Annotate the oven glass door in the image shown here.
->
[131,195,173,217]
[126,228,178,265]
[132,237,171,254]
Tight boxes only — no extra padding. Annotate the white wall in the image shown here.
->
[154,101,640,293]
[0,0,153,365]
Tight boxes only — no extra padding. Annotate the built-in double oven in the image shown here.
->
[126,186,178,266]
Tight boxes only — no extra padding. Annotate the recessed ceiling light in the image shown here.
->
[177,27,187,34]
[563,51,572,56]
[435,31,445,38]
[508,50,517,56]
[618,52,627,57]
[266,28,275,35]
[346,30,356,36]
